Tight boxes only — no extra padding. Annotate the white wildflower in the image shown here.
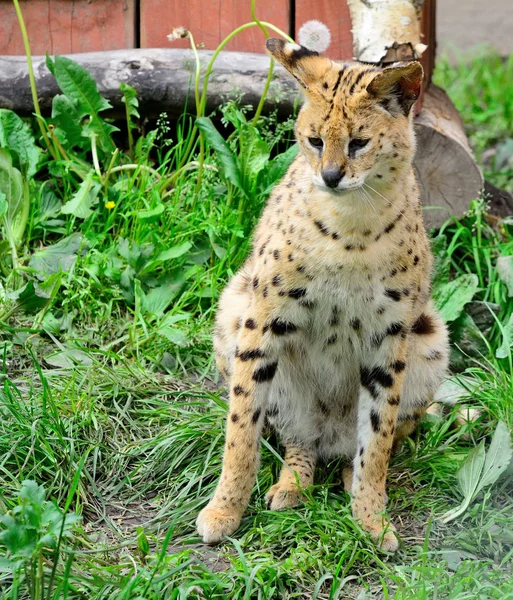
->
[167,27,189,42]
[298,20,331,53]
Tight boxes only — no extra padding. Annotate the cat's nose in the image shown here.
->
[321,167,344,188]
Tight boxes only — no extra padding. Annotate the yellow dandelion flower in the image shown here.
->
[105,201,116,210]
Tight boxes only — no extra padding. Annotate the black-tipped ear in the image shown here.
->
[265,38,331,89]
[366,61,423,116]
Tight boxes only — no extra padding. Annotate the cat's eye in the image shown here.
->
[308,137,324,149]
[348,138,370,156]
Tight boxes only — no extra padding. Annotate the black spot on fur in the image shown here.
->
[384,221,395,234]
[325,334,338,346]
[291,45,319,60]
[360,366,394,399]
[299,299,315,309]
[330,306,340,327]
[426,349,443,360]
[370,410,381,432]
[233,385,248,397]
[359,446,364,456]
[350,318,361,331]
[253,361,278,383]
[231,413,239,423]
[266,405,279,417]
[392,360,406,373]
[245,318,257,329]
[332,232,340,240]
[349,70,366,95]
[288,288,307,299]
[386,322,405,336]
[252,277,259,289]
[297,265,305,273]
[237,348,265,361]
[314,220,330,236]
[412,313,435,335]
[413,255,420,265]
[272,274,282,286]
[385,288,401,302]
[268,318,297,335]
[388,395,400,406]
[318,399,330,415]
[273,250,280,260]
[252,408,262,423]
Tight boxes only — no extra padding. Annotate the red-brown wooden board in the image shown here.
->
[0,0,136,55]
[295,0,353,60]
[140,0,290,52]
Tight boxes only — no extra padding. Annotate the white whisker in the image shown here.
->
[363,182,405,218]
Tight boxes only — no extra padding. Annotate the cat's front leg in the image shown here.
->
[351,333,409,552]
[197,311,279,544]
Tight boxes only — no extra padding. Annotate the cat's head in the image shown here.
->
[266,38,423,194]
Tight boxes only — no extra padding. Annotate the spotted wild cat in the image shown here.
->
[196,38,449,551]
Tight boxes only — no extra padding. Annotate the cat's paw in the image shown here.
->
[265,482,304,510]
[352,501,399,552]
[196,505,241,544]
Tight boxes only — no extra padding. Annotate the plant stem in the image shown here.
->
[250,0,275,125]
[90,134,102,178]
[12,0,57,160]
[176,20,293,172]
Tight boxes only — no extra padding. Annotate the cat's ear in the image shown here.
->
[265,38,333,90]
[366,61,423,116]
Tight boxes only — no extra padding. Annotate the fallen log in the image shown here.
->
[0,48,482,226]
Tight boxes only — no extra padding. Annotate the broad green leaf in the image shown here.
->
[29,233,83,279]
[440,441,485,523]
[38,185,62,223]
[496,313,513,359]
[139,242,193,276]
[497,255,513,297]
[53,55,117,152]
[0,109,41,176]
[431,234,450,284]
[433,273,479,322]
[260,144,299,197]
[19,480,46,506]
[475,420,512,494]
[440,421,512,523]
[457,440,486,499]
[137,527,150,556]
[196,117,242,190]
[12,280,51,315]
[0,148,30,247]
[136,204,165,223]
[156,242,192,262]
[240,127,270,183]
[143,285,176,317]
[0,191,6,219]
[142,277,186,316]
[120,82,140,130]
[158,326,189,346]
[61,172,100,219]
[50,94,89,151]
[45,348,93,369]
[8,273,62,315]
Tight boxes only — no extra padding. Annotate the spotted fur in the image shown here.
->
[197,39,449,551]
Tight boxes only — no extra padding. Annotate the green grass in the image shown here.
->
[0,38,513,598]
